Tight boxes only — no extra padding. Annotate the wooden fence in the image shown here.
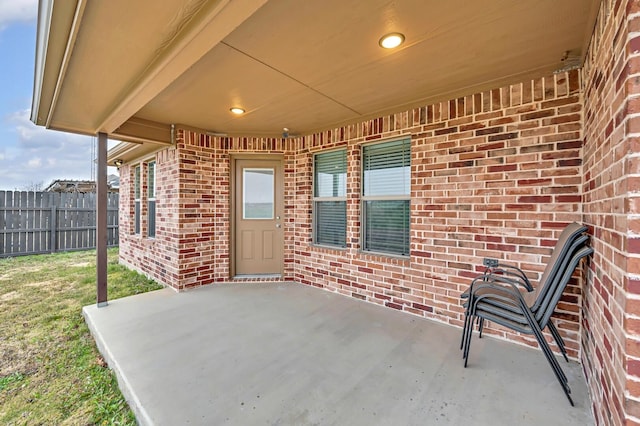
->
[0,191,119,258]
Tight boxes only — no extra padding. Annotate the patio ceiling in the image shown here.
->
[32,0,599,155]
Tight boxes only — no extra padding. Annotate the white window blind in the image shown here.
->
[134,165,141,235]
[314,149,347,247]
[362,139,410,256]
[147,161,156,238]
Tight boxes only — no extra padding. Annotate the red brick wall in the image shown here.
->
[119,148,183,287]
[117,162,132,236]
[119,134,301,290]
[582,0,639,424]
[291,72,584,357]
[116,76,597,419]
[119,70,585,353]
[115,4,640,420]
[171,133,296,288]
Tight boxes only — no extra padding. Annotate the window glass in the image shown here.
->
[147,161,156,238]
[148,161,155,199]
[315,150,347,197]
[363,139,410,196]
[243,168,274,219]
[313,150,347,247]
[363,200,410,255]
[362,139,411,256]
[134,165,141,235]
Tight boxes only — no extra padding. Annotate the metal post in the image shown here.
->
[97,132,108,307]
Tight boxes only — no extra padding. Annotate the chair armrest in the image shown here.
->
[492,263,533,291]
[469,277,532,314]
[460,272,529,299]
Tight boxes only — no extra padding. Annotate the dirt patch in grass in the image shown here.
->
[68,261,92,268]
[0,249,163,425]
[0,291,20,301]
[23,280,57,288]
[0,340,39,378]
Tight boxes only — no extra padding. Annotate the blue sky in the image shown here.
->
[0,0,115,190]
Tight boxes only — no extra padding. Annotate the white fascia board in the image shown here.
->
[31,0,54,125]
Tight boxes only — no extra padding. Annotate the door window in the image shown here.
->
[243,168,274,219]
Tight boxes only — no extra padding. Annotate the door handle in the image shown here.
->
[275,223,281,228]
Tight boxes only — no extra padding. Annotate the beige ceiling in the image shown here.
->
[33,0,600,146]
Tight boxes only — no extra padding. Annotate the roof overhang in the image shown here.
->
[32,0,600,165]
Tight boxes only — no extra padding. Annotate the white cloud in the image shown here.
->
[0,0,37,30]
[27,157,41,168]
[0,108,115,190]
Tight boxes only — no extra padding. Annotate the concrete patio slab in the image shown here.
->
[83,282,593,425]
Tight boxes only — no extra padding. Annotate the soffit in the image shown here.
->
[50,0,195,132]
[41,0,600,140]
[138,0,597,137]
[136,43,360,134]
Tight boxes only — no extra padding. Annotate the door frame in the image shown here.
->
[229,153,285,278]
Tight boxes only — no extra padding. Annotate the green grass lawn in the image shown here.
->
[0,248,163,425]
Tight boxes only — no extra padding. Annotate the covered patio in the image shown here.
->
[83,282,593,425]
[32,0,640,423]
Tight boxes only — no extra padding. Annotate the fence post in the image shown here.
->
[50,205,57,253]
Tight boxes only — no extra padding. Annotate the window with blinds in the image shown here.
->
[147,161,156,238]
[134,165,141,235]
[313,149,347,247]
[362,138,410,256]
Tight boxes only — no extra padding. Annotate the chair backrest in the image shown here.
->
[531,233,588,313]
[537,244,593,328]
[529,222,588,311]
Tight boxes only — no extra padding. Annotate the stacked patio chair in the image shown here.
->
[459,222,592,406]
[460,222,588,359]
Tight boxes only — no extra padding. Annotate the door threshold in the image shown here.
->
[233,274,282,280]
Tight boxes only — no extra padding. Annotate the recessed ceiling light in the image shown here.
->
[230,107,245,115]
[379,32,405,49]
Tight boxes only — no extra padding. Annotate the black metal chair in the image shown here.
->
[461,233,588,360]
[462,243,593,406]
[460,222,588,359]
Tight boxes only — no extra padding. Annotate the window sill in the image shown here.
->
[360,249,410,263]
[311,244,348,252]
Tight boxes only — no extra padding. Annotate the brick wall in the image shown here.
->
[118,162,132,236]
[172,133,297,288]
[119,70,586,354]
[582,0,640,424]
[119,134,301,289]
[113,3,640,421]
[291,71,585,357]
[119,148,183,287]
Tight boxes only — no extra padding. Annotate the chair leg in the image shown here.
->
[530,317,568,385]
[534,329,573,405]
[478,317,484,338]
[463,316,477,367]
[461,299,475,353]
[548,321,569,362]
[522,309,573,405]
[460,309,469,350]
[462,315,472,360]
